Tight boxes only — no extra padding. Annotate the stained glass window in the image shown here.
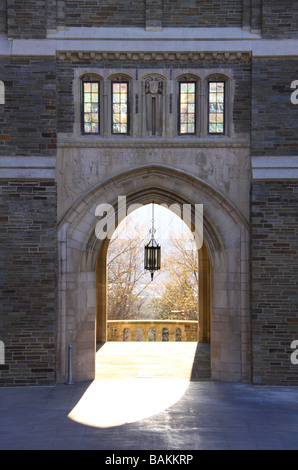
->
[208,81,225,134]
[82,81,99,134]
[112,82,129,134]
[179,82,196,134]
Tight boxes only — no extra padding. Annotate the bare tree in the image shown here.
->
[107,218,199,321]
[147,231,198,320]
[107,218,157,319]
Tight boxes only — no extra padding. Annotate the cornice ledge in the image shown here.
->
[56,50,252,62]
[57,138,250,149]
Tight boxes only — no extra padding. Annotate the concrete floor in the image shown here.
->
[1,343,298,450]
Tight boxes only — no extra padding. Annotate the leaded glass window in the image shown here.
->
[82,81,100,134]
[208,81,225,134]
[112,82,129,134]
[179,82,196,134]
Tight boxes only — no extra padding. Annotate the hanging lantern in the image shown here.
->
[144,203,161,281]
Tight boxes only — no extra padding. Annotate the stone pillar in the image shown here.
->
[96,239,108,344]
[198,244,211,344]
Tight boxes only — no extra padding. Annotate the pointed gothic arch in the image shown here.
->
[57,164,250,383]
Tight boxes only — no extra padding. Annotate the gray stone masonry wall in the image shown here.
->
[57,56,251,135]
[46,0,58,32]
[2,1,298,38]
[7,0,46,39]
[0,180,57,386]
[146,0,162,30]
[262,1,298,39]
[0,0,7,33]
[252,58,298,157]
[0,58,56,157]
[162,0,243,27]
[251,181,298,386]
[64,0,145,27]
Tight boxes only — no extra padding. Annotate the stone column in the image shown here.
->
[198,244,211,343]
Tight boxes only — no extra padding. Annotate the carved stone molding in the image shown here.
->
[56,51,252,63]
[57,138,250,149]
[145,76,164,95]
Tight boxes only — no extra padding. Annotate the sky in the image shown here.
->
[117,203,196,246]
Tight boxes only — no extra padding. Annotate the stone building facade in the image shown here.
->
[0,1,297,386]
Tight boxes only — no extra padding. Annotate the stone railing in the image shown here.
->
[107,320,198,342]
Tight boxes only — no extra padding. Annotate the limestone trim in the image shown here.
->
[252,156,298,180]
[0,156,56,179]
[47,26,261,41]
[57,50,252,63]
[57,138,250,149]
[58,163,250,235]
[1,30,298,57]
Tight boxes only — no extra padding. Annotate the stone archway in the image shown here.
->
[57,164,250,383]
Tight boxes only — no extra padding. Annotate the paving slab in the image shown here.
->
[0,343,298,450]
[0,379,298,450]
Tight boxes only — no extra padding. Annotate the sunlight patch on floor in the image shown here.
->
[68,342,207,428]
[95,342,200,379]
[68,378,190,428]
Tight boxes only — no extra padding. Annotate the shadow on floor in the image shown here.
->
[190,343,211,381]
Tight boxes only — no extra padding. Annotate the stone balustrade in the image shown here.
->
[107,319,198,342]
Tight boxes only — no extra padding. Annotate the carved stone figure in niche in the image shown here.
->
[145,77,164,136]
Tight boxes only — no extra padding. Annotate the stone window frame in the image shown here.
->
[109,73,132,136]
[74,68,234,139]
[176,73,200,137]
[74,70,104,137]
[207,80,226,135]
[81,74,101,135]
[204,72,234,138]
[173,69,234,139]
[74,69,134,138]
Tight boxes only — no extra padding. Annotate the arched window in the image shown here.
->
[148,328,156,342]
[123,328,130,342]
[136,327,143,342]
[175,328,182,342]
[207,74,228,135]
[81,74,101,135]
[162,327,169,342]
[177,74,199,136]
[0,81,4,105]
[109,73,132,136]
